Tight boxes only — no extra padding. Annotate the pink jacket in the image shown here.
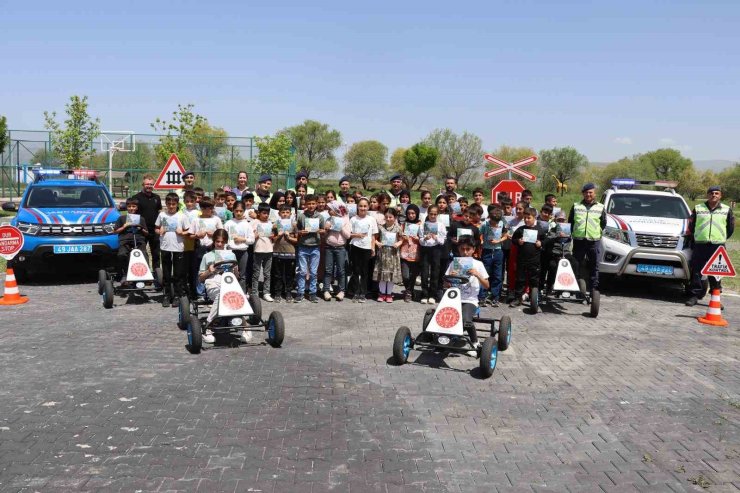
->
[325,215,352,247]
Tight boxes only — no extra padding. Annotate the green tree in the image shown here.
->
[389,147,407,176]
[403,143,439,190]
[0,116,8,166]
[596,155,654,191]
[640,148,692,181]
[255,134,294,175]
[424,128,483,186]
[677,166,704,200]
[43,95,100,168]
[30,147,59,167]
[151,103,206,167]
[343,140,388,189]
[280,120,342,179]
[539,146,589,195]
[189,122,229,170]
[717,164,740,201]
[483,145,536,189]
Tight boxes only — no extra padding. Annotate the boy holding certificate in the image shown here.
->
[509,207,547,307]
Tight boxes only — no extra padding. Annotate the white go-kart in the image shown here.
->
[392,275,512,378]
[181,260,285,354]
[533,257,599,318]
[98,248,164,309]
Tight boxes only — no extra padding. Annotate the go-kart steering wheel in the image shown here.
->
[444,274,470,285]
[213,260,238,272]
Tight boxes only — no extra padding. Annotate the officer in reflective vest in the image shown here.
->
[685,186,735,306]
[568,182,606,294]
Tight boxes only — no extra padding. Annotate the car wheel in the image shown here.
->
[392,326,412,365]
[102,280,114,309]
[178,296,190,330]
[498,315,511,351]
[187,315,202,354]
[248,293,262,325]
[422,308,435,332]
[479,337,497,379]
[266,311,285,347]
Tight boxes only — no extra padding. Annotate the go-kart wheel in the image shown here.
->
[248,293,262,325]
[266,311,285,347]
[590,290,600,318]
[392,326,413,365]
[98,269,108,295]
[530,287,539,314]
[498,315,512,351]
[578,278,588,302]
[102,280,114,309]
[187,315,202,354]
[480,337,498,379]
[178,296,190,330]
[154,267,163,288]
[422,308,435,332]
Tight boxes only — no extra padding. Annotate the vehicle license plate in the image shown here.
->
[636,263,673,275]
[53,244,93,254]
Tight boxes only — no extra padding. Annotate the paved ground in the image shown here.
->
[0,272,738,493]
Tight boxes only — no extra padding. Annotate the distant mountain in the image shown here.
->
[693,160,735,172]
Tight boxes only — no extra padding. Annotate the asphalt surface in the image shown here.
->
[0,272,738,492]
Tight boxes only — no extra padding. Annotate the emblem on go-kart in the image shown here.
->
[435,307,460,329]
[222,291,245,310]
[557,272,575,287]
[130,263,149,277]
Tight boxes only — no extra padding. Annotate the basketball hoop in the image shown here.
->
[101,131,135,192]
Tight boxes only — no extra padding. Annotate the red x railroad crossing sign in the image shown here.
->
[483,154,538,182]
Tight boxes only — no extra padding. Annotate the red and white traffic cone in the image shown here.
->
[0,268,29,305]
[697,289,727,327]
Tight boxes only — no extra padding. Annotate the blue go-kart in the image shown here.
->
[180,260,285,353]
[392,275,512,378]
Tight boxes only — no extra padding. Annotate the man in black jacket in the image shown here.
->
[132,174,162,270]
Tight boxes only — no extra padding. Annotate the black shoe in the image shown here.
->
[162,296,170,308]
[685,296,698,307]
[310,295,319,303]
[509,299,522,308]
[171,297,179,307]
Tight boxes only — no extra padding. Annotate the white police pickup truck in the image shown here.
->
[599,179,693,286]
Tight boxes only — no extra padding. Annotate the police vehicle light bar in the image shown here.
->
[611,178,678,189]
[33,169,99,182]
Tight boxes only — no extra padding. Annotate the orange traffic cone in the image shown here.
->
[0,268,29,305]
[697,289,727,327]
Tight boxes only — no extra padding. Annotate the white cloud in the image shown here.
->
[659,137,676,145]
[659,138,692,153]
[614,137,632,145]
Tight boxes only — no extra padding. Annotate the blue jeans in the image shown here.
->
[296,246,320,296]
[480,249,504,300]
[324,246,347,293]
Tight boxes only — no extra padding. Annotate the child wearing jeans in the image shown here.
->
[251,203,275,302]
[323,200,351,301]
[295,194,326,303]
[444,237,490,356]
[478,204,509,306]
[373,208,403,302]
[271,205,297,302]
[155,192,192,307]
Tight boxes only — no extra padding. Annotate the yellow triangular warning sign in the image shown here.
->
[700,245,736,277]
[154,154,186,190]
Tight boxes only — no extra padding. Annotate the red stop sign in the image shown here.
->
[491,180,526,205]
[0,225,24,260]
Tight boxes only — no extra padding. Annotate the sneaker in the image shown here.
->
[522,293,529,303]
[263,293,274,302]
[427,298,436,304]
[490,299,500,307]
[509,299,522,308]
[273,296,283,304]
[385,295,393,303]
[376,296,384,302]
[466,343,480,358]
[293,296,303,304]
[203,330,215,344]
[358,297,366,303]
[404,292,412,303]
[685,296,698,307]
[310,295,320,303]
[479,299,488,307]
[161,296,170,308]
[420,298,428,304]
[336,291,345,301]
[324,291,332,301]
[240,330,253,343]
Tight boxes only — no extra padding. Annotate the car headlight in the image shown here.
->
[103,222,117,234]
[603,226,629,244]
[16,221,40,235]
[230,317,243,327]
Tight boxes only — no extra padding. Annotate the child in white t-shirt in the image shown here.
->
[224,201,255,288]
[155,192,192,307]
[348,197,378,302]
[192,198,224,297]
[444,237,489,356]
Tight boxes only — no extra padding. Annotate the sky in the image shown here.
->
[1,0,739,164]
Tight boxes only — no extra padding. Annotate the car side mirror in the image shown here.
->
[2,202,18,212]
[117,202,127,211]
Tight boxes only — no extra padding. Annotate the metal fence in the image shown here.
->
[0,130,296,199]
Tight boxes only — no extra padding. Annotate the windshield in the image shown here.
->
[607,194,689,219]
[24,186,113,208]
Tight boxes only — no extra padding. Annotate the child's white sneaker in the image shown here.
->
[467,341,481,357]
[420,298,428,304]
[203,329,215,344]
[427,298,436,304]
[323,291,332,301]
[240,330,253,343]
[263,294,274,302]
